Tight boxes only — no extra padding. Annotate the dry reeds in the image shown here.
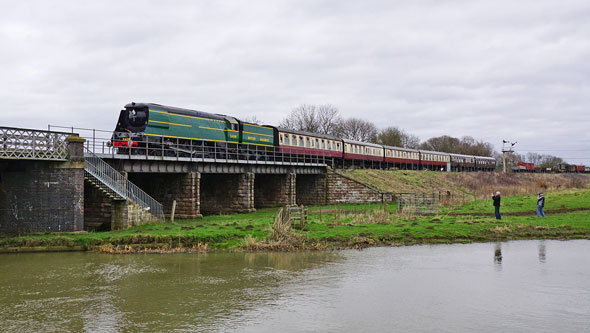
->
[269,207,292,242]
[96,242,208,254]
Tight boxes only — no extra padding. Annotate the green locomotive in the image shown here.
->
[111,102,274,157]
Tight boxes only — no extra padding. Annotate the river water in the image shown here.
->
[1,240,589,332]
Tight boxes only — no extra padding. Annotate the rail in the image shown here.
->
[1,126,72,160]
[49,125,330,166]
[84,147,165,220]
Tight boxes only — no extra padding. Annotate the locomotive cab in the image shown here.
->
[111,103,150,149]
[115,104,149,134]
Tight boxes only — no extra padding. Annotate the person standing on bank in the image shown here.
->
[537,192,546,217]
[492,191,501,219]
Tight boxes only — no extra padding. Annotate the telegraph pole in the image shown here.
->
[501,140,517,173]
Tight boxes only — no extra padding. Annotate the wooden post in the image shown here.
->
[171,200,177,223]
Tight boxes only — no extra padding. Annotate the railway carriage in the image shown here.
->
[419,150,451,171]
[343,139,384,167]
[274,127,342,164]
[419,150,450,171]
[450,153,476,171]
[475,156,496,171]
[383,146,419,170]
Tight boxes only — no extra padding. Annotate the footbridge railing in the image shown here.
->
[84,147,165,220]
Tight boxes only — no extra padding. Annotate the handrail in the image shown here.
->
[84,147,165,220]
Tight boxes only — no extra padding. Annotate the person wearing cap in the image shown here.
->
[537,192,546,217]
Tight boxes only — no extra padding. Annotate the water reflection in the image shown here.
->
[538,241,546,263]
[494,243,503,268]
[0,251,342,332]
[1,241,590,332]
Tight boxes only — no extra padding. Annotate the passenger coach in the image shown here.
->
[383,146,419,170]
[419,150,450,171]
[343,139,384,167]
[274,127,342,164]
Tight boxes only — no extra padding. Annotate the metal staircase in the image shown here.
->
[84,148,164,220]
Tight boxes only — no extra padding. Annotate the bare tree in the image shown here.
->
[377,126,421,148]
[421,135,494,156]
[279,104,341,135]
[402,133,421,149]
[526,152,564,168]
[316,104,341,135]
[242,115,261,125]
[420,135,460,152]
[335,118,378,142]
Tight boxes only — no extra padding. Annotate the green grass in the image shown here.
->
[2,188,590,252]
[442,188,590,214]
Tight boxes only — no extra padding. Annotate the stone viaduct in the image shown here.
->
[0,127,385,235]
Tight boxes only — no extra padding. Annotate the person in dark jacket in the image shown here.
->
[492,191,501,219]
[537,192,545,217]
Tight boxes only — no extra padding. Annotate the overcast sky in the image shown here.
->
[1,0,589,163]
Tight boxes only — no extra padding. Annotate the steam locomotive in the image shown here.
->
[110,102,496,171]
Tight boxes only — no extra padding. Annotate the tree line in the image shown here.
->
[278,104,568,169]
[279,104,493,156]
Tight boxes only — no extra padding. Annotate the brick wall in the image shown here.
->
[83,181,112,231]
[326,170,382,203]
[0,161,84,235]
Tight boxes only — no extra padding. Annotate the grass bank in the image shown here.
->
[2,188,590,253]
[341,169,590,200]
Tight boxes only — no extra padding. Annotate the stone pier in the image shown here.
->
[200,173,255,214]
[127,172,201,219]
[254,173,296,208]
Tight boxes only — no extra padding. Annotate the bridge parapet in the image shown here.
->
[0,126,73,161]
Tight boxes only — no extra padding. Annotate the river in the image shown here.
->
[1,240,589,332]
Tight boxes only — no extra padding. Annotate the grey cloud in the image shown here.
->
[0,0,589,163]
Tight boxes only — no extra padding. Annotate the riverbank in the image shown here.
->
[2,187,590,253]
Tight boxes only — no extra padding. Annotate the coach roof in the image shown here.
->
[275,127,341,140]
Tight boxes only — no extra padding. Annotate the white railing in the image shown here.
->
[1,126,71,160]
[84,147,165,220]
